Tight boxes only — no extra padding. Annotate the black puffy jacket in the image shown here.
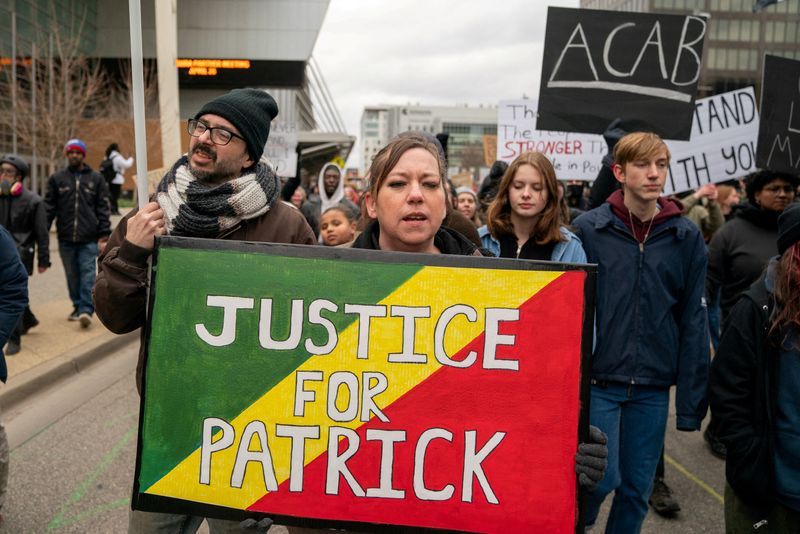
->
[45,165,111,243]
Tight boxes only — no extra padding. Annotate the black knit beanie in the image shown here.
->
[778,202,800,255]
[194,88,279,162]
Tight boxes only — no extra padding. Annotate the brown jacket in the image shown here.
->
[93,200,315,390]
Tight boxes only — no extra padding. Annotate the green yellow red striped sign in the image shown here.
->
[133,237,594,533]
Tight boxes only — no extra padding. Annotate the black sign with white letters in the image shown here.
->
[537,7,708,140]
[757,54,800,174]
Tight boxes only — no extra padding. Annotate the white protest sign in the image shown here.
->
[264,120,298,177]
[664,87,759,195]
[497,100,606,181]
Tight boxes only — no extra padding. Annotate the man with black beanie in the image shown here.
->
[93,88,314,534]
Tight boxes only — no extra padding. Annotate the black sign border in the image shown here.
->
[536,6,707,141]
[132,236,597,534]
[756,54,800,173]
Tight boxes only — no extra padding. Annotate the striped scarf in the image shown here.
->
[156,155,279,238]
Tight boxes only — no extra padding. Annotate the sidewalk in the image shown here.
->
[0,209,138,409]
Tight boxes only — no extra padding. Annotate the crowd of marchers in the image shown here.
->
[0,88,798,533]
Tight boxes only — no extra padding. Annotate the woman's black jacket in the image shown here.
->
[709,276,776,512]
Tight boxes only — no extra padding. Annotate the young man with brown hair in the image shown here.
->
[573,132,709,533]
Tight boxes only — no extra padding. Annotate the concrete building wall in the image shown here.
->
[95,0,329,60]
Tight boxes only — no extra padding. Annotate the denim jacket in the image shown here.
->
[478,225,587,263]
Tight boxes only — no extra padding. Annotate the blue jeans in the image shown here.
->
[58,240,98,315]
[585,382,670,533]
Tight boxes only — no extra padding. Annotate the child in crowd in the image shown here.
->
[319,204,357,247]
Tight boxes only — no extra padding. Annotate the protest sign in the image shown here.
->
[757,55,800,174]
[664,87,759,195]
[497,100,606,181]
[483,134,498,166]
[133,238,595,533]
[264,119,298,177]
[537,7,707,140]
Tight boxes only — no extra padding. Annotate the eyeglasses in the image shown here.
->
[0,168,18,177]
[762,185,796,194]
[187,119,244,146]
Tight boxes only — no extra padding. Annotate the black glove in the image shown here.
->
[239,517,274,532]
[575,425,608,491]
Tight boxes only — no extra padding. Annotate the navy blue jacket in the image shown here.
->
[574,203,709,430]
[0,226,29,381]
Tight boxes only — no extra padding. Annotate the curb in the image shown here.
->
[0,330,138,411]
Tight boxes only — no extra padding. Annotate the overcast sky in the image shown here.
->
[313,0,579,169]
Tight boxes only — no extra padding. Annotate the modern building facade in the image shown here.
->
[360,104,497,176]
[0,0,351,185]
[580,0,800,96]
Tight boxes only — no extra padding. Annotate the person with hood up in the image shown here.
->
[301,162,359,238]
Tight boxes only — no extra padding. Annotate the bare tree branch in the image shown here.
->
[0,1,111,178]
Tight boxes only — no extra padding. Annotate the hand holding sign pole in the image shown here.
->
[128,0,149,209]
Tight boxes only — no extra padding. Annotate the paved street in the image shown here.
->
[0,214,726,532]
[4,213,128,379]
[1,347,726,533]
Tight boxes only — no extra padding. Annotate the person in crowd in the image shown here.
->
[587,119,628,210]
[716,183,742,221]
[0,226,28,522]
[455,186,482,228]
[343,184,360,206]
[573,132,709,533]
[104,143,134,215]
[0,155,50,355]
[705,184,742,354]
[682,183,724,242]
[320,204,357,247]
[45,139,110,328]
[558,181,584,223]
[565,179,589,211]
[302,162,359,239]
[289,185,306,210]
[477,160,508,213]
[478,151,586,263]
[353,131,607,501]
[704,170,800,459]
[709,202,800,532]
[93,88,315,534]
[280,168,309,203]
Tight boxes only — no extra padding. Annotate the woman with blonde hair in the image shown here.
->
[478,151,585,262]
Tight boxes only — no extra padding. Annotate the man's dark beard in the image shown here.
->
[189,146,223,184]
